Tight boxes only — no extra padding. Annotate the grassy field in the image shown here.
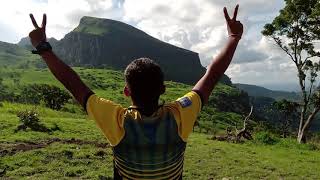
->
[1,67,320,179]
[0,67,246,130]
[1,103,320,179]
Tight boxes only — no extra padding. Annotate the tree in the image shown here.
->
[272,99,299,138]
[262,0,320,143]
[20,84,71,110]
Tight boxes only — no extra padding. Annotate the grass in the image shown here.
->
[1,106,320,179]
[1,67,320,179]
[0,67,245,130]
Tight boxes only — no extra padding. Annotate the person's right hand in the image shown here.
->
[223,5,243,39]
[29,14,47,47]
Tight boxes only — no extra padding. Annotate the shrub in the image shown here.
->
[20,84,71,110]
[39,85,71,110]
[277,138,319,151]
[20,84,42,104]
[254,131,279,145]
[15,109,51,133]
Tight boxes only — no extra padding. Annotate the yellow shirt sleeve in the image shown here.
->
[86,94,125,146]
[167,91,202,142]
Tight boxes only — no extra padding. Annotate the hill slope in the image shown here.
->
[3,16,233,85]
[51,16,205,84]
[235,83,300,101]
[0,41,39,66]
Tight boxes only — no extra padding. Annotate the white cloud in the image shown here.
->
[0,0,124,42]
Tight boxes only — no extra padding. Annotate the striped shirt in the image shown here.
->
[87,91,202,179]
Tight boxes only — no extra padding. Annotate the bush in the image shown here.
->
[0,78,15,102]
[40,85,71,110]
[20,84,71,110]
[15,109,51,133]
[276,138,319,151]
[254,131,279,145]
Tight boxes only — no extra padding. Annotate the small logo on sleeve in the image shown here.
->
[178,97,192,108]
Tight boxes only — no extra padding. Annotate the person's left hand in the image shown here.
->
[223,5,243,39]
[29,14,47,47]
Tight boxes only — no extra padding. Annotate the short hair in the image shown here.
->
[124,58,164,105]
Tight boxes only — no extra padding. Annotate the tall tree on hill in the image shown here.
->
[272,100,299,138]
[262,0,320,143]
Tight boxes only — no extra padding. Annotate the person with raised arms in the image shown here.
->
[28,4,243,179]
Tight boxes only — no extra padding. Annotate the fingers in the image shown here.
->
[29,14,40,29]
[223,7,231,21]
[42,14,47,29]
[232,4,239,20]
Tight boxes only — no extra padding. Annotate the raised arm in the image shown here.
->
[193,5,243,104]
[28,14,93,109]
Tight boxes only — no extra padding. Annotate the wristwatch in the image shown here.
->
[32,41,52,55]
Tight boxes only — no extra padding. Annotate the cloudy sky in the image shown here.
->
[0,0,303,91]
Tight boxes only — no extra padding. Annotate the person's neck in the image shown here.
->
[131,101,159,116]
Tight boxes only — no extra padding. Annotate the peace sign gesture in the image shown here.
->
[29,14,47,47]
[223,5,243,40]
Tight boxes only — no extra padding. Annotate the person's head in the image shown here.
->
[124,58,165,108]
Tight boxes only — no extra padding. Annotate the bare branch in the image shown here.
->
[307,79,314,104]
[271,36,296,63]
[243,106,253,129]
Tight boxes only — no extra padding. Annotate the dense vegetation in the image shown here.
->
[235,83,300,101]
[0,3,319,177]
[0,66,319,179]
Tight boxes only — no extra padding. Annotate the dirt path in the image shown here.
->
[0,138,110,157]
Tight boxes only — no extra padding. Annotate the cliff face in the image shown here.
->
[53,16,206,84]
[14,16,232,85]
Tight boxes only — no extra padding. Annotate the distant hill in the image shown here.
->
[18,37,58,50]
[9,16,232,85]
[0,41,39,66]
[53,16,206,84]
[234,83,300,101]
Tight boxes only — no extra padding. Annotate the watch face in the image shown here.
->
[38,42,52,51]
[43,44,50,48]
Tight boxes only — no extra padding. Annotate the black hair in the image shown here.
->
[124,58,164,108]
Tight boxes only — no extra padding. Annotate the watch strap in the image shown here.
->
[32,41,52,55]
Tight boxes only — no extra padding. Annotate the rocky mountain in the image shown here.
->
[235,83,300,101]
[11,16,232,85]
[18,37,58,50]
[52,16,205,84]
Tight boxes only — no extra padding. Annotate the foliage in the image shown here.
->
[262,0,320,143]
[20,84,71,110]
[235,83,300,101]
[254,131,279,145]
[15,109,52,133]
[0,77,15,102]
[1,113,320,179]
[209,88,251,114]
[276,138,319,151]
[270,99,300,137]
[39,85,72,110]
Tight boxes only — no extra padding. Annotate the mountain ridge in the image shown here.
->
[52,16,206,84]
[235,83,300,101]
[4,16,232,85]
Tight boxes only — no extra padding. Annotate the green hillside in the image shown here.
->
[54,16,207,84]
[0,42,39,66]
[0,66,247,129]
[0,66,319,179]
[1,102,319,179]
[235,83,300,101]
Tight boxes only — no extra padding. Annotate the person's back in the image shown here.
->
[28,4,243,179]
[86,58,201,179]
